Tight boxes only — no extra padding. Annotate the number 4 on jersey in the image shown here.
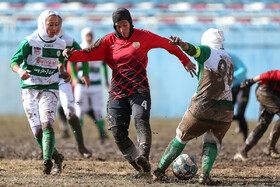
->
[141,100,147,110]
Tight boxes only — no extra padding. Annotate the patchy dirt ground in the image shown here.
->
[0,115,279,186]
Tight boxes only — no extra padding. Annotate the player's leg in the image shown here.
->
[107,98,140,173]
[235,87,250,141]
[265,119,280,158]
[130,93,152,176]
[199,123,230,185]
[74,83,88,126]
[61,82,92,158]
[153,109,208,181]
[90,90,108,142]
[262,92,280,158]
[235,105,273,160]
[57,105,69,138]
[22,89,52,174]
[131,93,151,160]
[38,90,59,175]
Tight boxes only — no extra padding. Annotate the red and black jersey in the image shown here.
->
[259,70,280,97]
[68,28,191,100]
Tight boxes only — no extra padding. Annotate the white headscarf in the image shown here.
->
[201,28,224,49]
[80,27,93,48]
[54,11,64,38]
[37,10,57,41]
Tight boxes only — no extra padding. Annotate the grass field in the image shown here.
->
[0,115,280,186]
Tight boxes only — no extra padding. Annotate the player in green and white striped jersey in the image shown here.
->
[153,28,234,185]
[55,12,92,158]
[73,27,110,143]
[10,10,70,175]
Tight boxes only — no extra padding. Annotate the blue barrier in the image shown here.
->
[1,21,279,120]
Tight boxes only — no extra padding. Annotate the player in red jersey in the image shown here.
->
[63,8,196,177]
[234,70,280,161]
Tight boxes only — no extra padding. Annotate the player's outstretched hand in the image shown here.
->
[240,78,255,88]
[19,69,31,80]
[184,62,197,78]
[61,72,71,83]
[63,48,74,59]
[169,36,188,51]
[81,76,90,88]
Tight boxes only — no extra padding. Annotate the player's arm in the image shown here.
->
[10,39,32,80]
[259,70,280,82]
[102,61,110,88]
[169,36,211,65]
[63,36,108,63]
[71,41,90,88]
[241,70,280,88]
[58,55,71,83]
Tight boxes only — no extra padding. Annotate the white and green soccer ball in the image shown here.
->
[172,154,198,180]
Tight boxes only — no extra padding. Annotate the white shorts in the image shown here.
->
[59,80,76,120]
[22,88,58,128]
[74,83,103,121]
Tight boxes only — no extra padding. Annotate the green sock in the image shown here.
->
[69,116,84,147]
[79,118,84,127]
[96,120,107,137]
[35,137,43,150]
[35,135,59,159]
[201,142,217,175]
[159,137,186,171]
[42,127,55,160]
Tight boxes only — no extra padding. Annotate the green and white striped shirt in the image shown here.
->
[11,33,66,90]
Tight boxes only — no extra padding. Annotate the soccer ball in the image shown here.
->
[172,154,198,180]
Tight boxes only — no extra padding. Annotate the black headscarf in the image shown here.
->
[112,8,134,39]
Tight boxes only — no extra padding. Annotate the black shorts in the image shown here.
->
[256,85,280,116]
[107,93,151,130]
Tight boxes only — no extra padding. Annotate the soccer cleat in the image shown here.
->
[135,155,151,173]
[53,153,64,175]
[198,173,213,185]
[133,170,151,178]
[264,148,280,159]
[43,159,53,175]
[152,168,165,181]
[233,152,248,162]
[78,146,92,158]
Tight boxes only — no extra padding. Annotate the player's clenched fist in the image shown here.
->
[169,36,189,51]
[18,69,31,80]
[63,48,74,59]
[240,78,255,88]
[61,72,71,83]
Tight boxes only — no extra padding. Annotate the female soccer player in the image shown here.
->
[153,28,234,185]
[55,11,92,158]
[10,10,70,175]
[73,27,110,143]
[63,8,196,177]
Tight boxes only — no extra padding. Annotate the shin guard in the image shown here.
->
[42,127,55,160]
[159,138,186,171]
[201,142,217,175]
[69,115,84,147]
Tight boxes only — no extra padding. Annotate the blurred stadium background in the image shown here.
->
[1,0,279,119]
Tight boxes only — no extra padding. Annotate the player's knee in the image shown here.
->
[111,126,132,149]
[42,120,53,130]
[203,131,219,145]
[111,126,128,141]
[65,106,76,120]
[94,110,103,121]
[31,126,42,138]
[134,111,150,129]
